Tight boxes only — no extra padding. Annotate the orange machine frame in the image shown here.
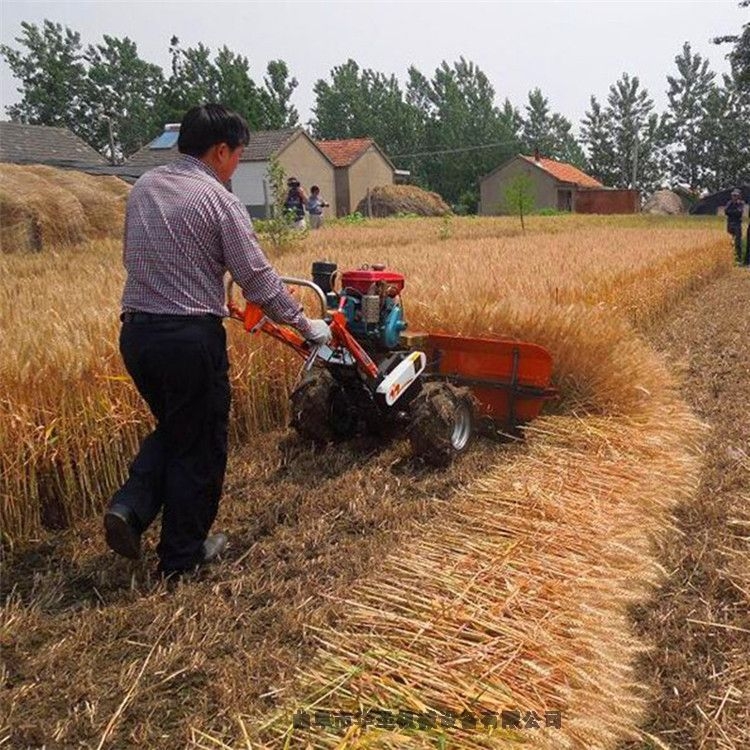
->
[227,290,557,428]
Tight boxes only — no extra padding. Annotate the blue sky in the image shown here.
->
[1,1,746,129]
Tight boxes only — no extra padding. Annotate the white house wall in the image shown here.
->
[232,161,271,217]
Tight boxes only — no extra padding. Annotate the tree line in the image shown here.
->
[2,6,748,211]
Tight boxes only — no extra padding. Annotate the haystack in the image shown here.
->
[356,184,451,217]
[643,189,685,215]
[0,164,129,252]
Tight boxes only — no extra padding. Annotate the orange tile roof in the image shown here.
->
[316,138,373,167]
[521,154,603,188]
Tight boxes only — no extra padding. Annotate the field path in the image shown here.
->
[631,268,750,749]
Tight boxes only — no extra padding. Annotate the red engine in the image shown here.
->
[341,264,405,295]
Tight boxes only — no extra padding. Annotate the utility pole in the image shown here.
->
[105,114,116,166]
[631,131,639,190]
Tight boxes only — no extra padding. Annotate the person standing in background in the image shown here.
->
[725,188,745,264]
[306,185,330,229]
[283,177,307,230]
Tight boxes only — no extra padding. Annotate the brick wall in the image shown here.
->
[575,189,639,214]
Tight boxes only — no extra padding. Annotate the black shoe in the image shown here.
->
[201,532,228,564]
[104,504,142,560]
[156,534,228,585]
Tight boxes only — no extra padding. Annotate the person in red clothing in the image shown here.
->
[105,104,331,579]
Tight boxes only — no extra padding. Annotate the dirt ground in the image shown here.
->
[628,268,750,749]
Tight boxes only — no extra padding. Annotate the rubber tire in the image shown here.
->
[290,370,357,444]
[408,382,474,467]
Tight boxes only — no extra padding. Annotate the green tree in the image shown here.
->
[158,38,220,124]
[160,40,298,132]
[699,72,750,190]
[214,47,266,129]
[665,43,716,189]
[261,60,299,129]
[503,173,535,231]
[699,84,734,191]
[713,0,750,93]
[404,57,520,206]
[580,96,618,186]
[582,74,666,192]
[311,59,422,157]
[256,156,307,252]
[0,20,86,130]
[82,35,165,160]
[521,88,586,168]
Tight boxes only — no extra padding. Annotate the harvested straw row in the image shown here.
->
[0,164,128,253]
[245,366,703,748]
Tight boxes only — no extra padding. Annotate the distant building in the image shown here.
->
[0,121,108,170]
[479,153,638,215]
[125,125,335,218]
[316,138,395,217]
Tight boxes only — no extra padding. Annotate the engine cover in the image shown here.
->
[341,266,405,295]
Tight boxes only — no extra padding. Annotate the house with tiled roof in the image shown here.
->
[479,153,638,215]
[0,121,108,170]
[125,125,335,218]
[316,137,395,217]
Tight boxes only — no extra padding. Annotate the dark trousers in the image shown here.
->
[111,316,230,572]
[729,223,743,262]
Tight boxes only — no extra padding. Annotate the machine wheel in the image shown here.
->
[290,370,358,444]
[408,381,474,466]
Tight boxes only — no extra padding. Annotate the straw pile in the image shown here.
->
[355,185,451,217]
[0,164,128,252]
[642,190,685,215]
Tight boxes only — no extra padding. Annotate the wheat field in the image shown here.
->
[0,174,737,748]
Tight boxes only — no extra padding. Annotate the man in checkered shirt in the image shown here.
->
[104,104,331,579]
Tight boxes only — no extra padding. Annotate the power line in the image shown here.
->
[391,139,521,159]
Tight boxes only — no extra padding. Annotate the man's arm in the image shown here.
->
[220,202,313,338]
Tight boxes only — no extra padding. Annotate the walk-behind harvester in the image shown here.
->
[228,261,557,466]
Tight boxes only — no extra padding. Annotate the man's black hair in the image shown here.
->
[177,104,250,157]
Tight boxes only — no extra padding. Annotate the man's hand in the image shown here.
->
[306,319,332,345]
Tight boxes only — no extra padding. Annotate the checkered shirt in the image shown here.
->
[121,154,313,338]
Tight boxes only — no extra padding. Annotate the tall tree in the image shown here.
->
[214,47,266,129]
[82,35,165,160]
[0,20,86,130]
[311,59,421,157]
[158,38,220,124]
[698,84,735,191]
[699,71,750,190]
[521,88,586,168]
[159,40,298,132]
[665,43,716,189]
[713,0,750,93]
[580,96,619,186]
[261,60,299,129]
[583,74,666,192]
[404,57,520,206]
